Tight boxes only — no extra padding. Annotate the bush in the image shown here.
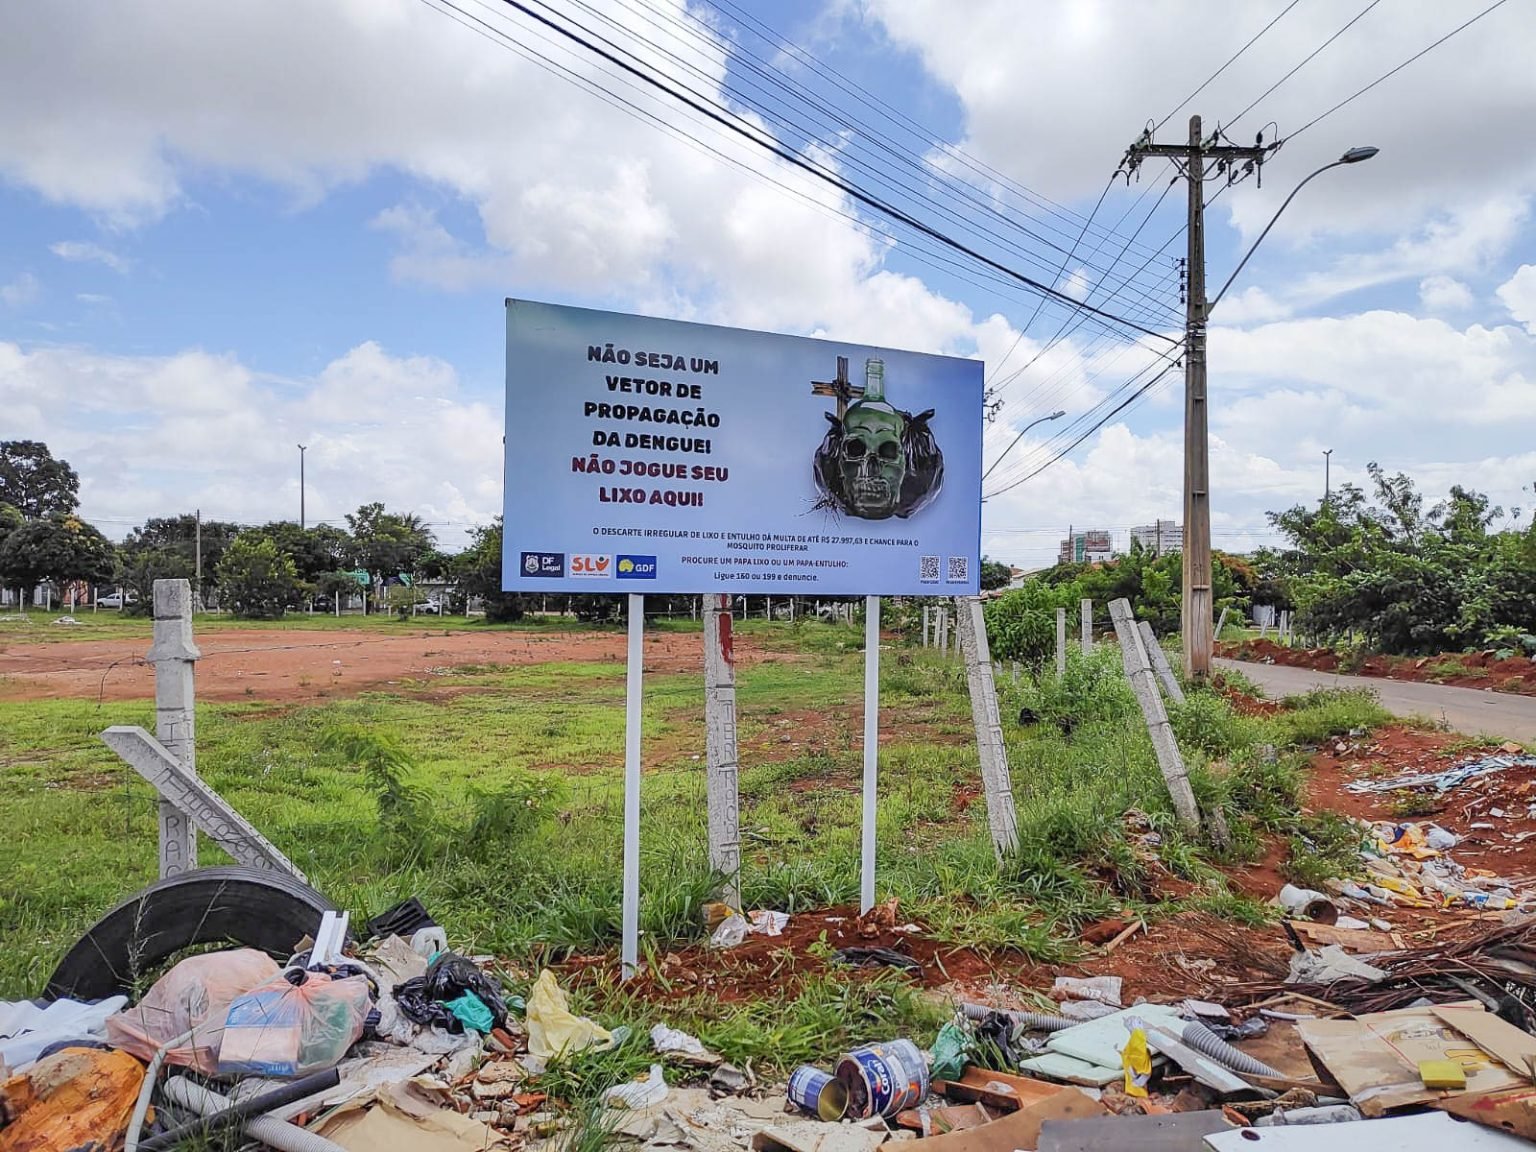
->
[1170,691,1258,757]
[216,536,299,619]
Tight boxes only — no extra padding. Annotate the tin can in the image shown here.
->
[835,1039,930,1119]
[787,1065,848,1121]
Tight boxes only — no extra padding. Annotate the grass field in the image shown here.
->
[0,619,1388,1070]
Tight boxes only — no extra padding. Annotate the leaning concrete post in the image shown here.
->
[702,594,741,907]
[1109,598,1200,835]
[148,579,200,876]
[1214,605,1230,644]
[1138,619,1186,705]
[957,597,1018,859]
[1081,599,1093,654]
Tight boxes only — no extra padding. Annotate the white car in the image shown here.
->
[96,590,137,608]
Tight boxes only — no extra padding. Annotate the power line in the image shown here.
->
[1225,0,1384,131]
[1286,0,1513,140]
[483,0,1175,343]
[983,358,1183,499]
[1156,0,1303,130]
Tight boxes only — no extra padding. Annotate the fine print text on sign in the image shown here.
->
[502,300,982,595]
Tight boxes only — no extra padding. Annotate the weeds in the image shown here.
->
[1284,812,1366,889]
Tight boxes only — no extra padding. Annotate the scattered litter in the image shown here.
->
[1120,1020,1151,1098]
[525,969,614,1061]
[1277,885,1337,923]
[605,1063,668,1109]
[836,1039,929,1119]
[651,1023,721,1066]
[0,1046,144,1151]
[709,1062,754,1097]
[747,910,790,936]
[1,994,128,1072]
[788,1065,850,1120]
[1418,1059,1465,1089]
[1286,945,1386,985]
[1052,976,1123,1007]
[218,966,372,1078]
[1253,1104,1361,1126]
[833,946,922,973]
[709,914,750,949]
[1345,753,1536,795]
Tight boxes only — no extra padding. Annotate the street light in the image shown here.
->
[981,409,1067,484]
[1209,146,1380,314]
[1323,448,1333,502]
[297,444,307,530]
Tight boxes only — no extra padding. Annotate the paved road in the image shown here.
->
[1217,658,1536,743]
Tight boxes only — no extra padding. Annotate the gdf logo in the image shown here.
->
[570,554,613,578]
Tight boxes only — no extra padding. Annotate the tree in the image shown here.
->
[345,503,434,596]
[453,518,524,623]
[0,514,116,605]
[121,513,243,611]
[979,556,1013,592]
[0,503,20,552]
[0,441,81,519]
[250,521,354,584]
[216,535,300,620]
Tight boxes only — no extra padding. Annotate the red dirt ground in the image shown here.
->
[1218,638,1536,697]
[0,627,787,703]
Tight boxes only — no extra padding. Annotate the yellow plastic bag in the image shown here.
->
[1122,1023,1151,1099]
[526,969,614,1060]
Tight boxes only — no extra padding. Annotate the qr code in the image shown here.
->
[919,555,940,584]
[945,556,969,584]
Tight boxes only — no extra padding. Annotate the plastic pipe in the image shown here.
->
[124,1028,193,1152]
[140,1068,339,1151]
[157,1075,347,1152]
[959,1003,1076,1032]
[1179,1020,1283,1078]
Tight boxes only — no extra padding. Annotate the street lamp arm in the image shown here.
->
[981,409,1066,482]
[1208,162,1341,314]
[1208,147,1377,315]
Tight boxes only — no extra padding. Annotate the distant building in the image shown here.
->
[1131,520,1182,556]
[1058,529,1114,565]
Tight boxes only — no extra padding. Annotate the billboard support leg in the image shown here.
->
[622,592,645,979]
[860,595,881,913]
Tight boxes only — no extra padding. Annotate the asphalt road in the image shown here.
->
[1216,658,1536,743]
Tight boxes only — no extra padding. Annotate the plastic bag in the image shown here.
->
[605,1063,668,1109]
[106,948,279,1076]
[1121,1020,1151,1098]
[218,968,372,1078]
[929,1021,972,1082]
[393,952,508,1035]
[527,969,613,1060]
[709,915,749,949]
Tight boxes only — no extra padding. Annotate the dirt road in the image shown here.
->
[1219,657,1536,742]
[0,627,722,703]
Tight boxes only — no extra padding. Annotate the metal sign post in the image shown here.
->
[622,593,645,978]
[860,595,880,913]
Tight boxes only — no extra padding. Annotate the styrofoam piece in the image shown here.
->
[1044,1004,1183,1069]
[1016,1051,1125,1087]
[1204,1109,1527,1149]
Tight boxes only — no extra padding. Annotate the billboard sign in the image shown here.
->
[502,300,982,595]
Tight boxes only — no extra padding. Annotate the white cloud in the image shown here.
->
[0,340,500,539]
[1419,275,1474,313]
[1497,265,1536,334]
[1,272,39,307]
[49,240,129,273]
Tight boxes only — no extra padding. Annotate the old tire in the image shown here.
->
[45,866,338,1002]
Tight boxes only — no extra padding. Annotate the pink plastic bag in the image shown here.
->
[217,969,371,1078]
[105,948,280,1075]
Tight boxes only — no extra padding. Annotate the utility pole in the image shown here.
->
[1323,448,1333,503]
[1124,116,1270,682]
[297,444,307,530]
[193,509,203,613]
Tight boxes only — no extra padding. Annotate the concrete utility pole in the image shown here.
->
[1323,448,1333,503]
[297,444,308,530]
[1124,118,1269,683]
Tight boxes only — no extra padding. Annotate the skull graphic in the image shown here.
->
[812,356,944,521]
[838,400,907,519]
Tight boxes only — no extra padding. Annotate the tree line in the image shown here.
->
[0,440,526,621]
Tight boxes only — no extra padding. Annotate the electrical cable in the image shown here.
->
[1285,0,1512,140]
[1225,0,1384,131]
[1157,0,1303,130]
[984,357,1183,497]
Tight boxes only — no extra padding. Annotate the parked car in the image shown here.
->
[96,591,138,609]
[415,595,444,615]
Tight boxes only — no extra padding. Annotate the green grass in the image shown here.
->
[0,623,1388,1066]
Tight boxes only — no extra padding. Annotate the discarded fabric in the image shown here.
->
[525,969,613,1060]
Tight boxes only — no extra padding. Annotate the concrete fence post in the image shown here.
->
[147,579,201,877]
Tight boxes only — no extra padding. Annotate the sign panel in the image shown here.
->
[502,300,982,595]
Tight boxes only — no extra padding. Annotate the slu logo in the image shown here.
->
[616,555,657,579]
[570,554,613,578]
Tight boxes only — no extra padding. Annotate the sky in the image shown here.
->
[1,0,1534,568]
